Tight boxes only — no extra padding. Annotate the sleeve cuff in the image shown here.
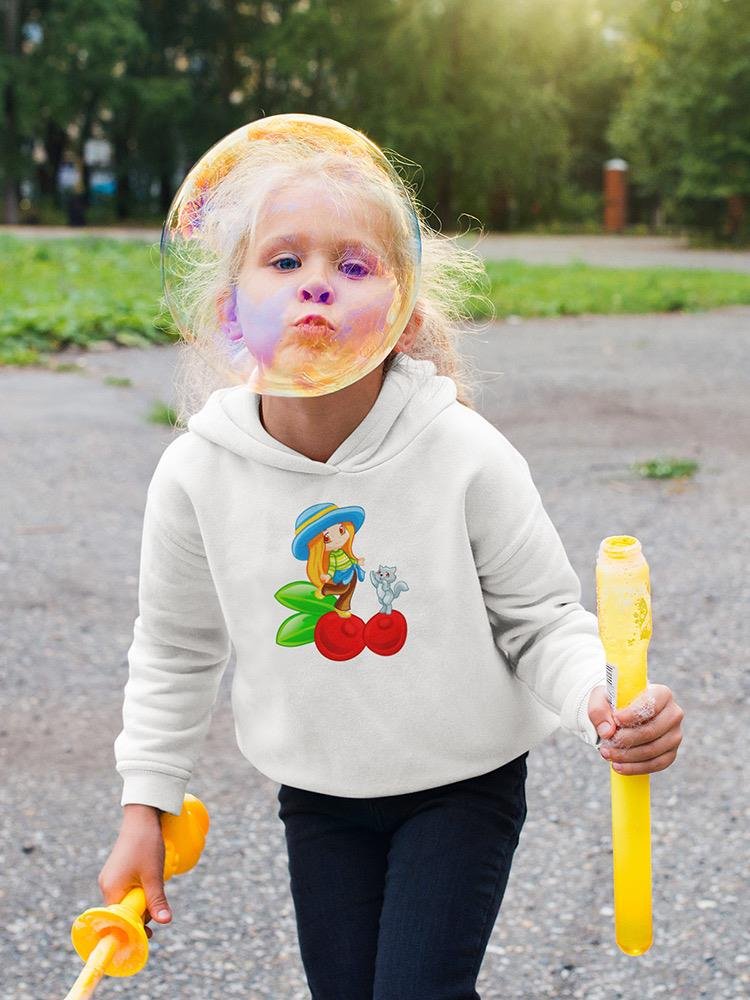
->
[119,770,189,816]
[560,670,607,748]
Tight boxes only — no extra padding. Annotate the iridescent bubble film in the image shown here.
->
[161,113,422,396]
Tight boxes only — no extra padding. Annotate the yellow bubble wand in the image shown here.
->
[596,535,653,956]
[64,794,209,999]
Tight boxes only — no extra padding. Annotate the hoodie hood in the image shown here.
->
[187,353,458,476]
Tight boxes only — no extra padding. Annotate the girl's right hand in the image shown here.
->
[98,804,172,940]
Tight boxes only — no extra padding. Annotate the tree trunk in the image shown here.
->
[3,0,20,223]
[42,120,67,207]
[159,170,172,214]
[489,184,510,231]
[113,126,132,219]
[651,197,665,230]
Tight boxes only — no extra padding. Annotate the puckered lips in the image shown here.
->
[294,313,335,333]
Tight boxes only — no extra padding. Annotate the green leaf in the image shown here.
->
[276,612,320,647]
[274,580,336,615]
[633,458,699,480]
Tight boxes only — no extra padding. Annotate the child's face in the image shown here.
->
[322,522,350,551]
[234,178,398,384]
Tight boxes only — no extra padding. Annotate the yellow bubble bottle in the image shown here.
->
[596,535,653,956]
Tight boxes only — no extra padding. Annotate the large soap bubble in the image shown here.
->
[161,113,422,396]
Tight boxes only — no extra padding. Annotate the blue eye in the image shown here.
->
[271,255,299,271]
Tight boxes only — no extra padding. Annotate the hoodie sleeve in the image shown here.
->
[114,447,233,815]
[465,429,606,748]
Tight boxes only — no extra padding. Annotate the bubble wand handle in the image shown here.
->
[63,932,126,1000]
[596,536,653,956]
[64,794,210,998]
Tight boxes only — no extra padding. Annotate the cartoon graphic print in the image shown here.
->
[274,502,409,661]
[370,565,409,614]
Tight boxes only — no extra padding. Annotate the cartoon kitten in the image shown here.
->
[369,564,409,615]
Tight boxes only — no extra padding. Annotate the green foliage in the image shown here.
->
[276,613,321,648]
[609,0,750,227]
[5,0,749,236]
[633,458,699,480]
[379,0,630,228]
[1,345,43,366]
[0,235,176,364]
[275,581,337,617]
[274,581,336,647]
[3,0,632,230]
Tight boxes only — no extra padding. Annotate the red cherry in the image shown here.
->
[314,612,366,661]
[363,611,407,656]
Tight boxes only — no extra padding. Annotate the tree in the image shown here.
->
[24,0,147,214]
[3,0,639,229]
[609,0,750,238]
[2,0,34,223]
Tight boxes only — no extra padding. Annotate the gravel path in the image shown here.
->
[464,233,750,272]
[1,307,747,999]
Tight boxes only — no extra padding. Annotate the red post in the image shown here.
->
[603,158,628,233]
[726,194,746,240]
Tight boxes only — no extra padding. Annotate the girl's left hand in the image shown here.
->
[588,683,684,775]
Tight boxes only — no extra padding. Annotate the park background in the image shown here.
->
[2,0,750,239]
[1,1,747,999]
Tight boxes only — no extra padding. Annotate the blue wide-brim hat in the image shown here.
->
[292,502,365,560]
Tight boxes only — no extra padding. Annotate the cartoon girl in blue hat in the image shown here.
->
[291,503,367,618]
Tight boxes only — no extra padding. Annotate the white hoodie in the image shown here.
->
[114,354,606,814]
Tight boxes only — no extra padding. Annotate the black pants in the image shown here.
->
[277,752,529,1000]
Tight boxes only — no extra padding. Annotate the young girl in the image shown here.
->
[99,115,683,999]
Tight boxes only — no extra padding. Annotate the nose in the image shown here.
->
[298,279,334,305]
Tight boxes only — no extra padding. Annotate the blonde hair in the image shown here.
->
[306,521,359,598]
[167,134,493,426]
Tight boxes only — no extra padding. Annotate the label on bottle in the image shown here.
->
[605,661,618,710]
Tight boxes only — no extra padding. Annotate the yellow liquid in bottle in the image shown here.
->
[596,535,653,956]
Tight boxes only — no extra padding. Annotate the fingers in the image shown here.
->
[143,880,172,925]
[98,877,172,936]
[605,747,678,775]
[98,873,137,908]
[587,684,617,738]
[613,683,670,728]
[606,699,684,749]
[600,697,684,773]
[599,727,681,766]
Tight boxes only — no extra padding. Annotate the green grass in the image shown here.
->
[0,234,176,365]
[52,361,87,373]
[477,259,750,319]
[3,235,750,365]
[633,458,699,480]
[147,400,183,428]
